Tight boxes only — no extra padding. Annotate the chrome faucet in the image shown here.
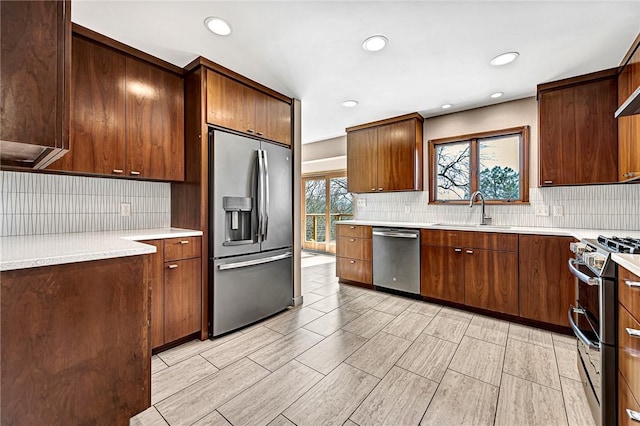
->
[469,191,492,225]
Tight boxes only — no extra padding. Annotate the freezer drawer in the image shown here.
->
[210,249,292,336]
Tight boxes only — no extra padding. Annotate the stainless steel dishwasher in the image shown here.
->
[372,227,420,294]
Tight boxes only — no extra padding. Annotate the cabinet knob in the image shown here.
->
[349,260,356,264]
[130,171,141,176]
[350,238,356,242]
[466,250,474,254]
[626,328,640,338]
[625,280,640,288]
[112,169,123,174]
[371,188,376,191]
[623,172,637,178]
[180,240,190,245]
[378,188,383,191]
[247,129,255,133]
[257,131,264,136]
[349,226,356,229]
[168,264,178,269]
[543,180,553,184]
[454,248,462,253]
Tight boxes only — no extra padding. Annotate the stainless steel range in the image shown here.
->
[569,236,640,426]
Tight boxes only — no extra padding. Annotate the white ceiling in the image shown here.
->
[73,1,640,144]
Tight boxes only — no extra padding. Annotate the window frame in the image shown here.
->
[428,125,530,204]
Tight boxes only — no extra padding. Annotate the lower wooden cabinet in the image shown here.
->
[464,248,518,315]
[620,372,640,426]
[420,245,464,304]
[336,224,372,285]
[619,264,640,423]
[143,236,202,349]
[518,235,576,327]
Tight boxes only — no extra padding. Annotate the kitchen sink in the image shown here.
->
[432,223,513,230]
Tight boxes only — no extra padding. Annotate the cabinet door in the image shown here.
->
[126,57,184,181]
[51,36,126,174]
[336,257,372,284]
[347,127,377,193]
[519,235,575,326]
[618,47,640,181]
[420,245,464,304]
[465,248,518,315]
[206,70,255,134]
[539,88,577,186]
[255,92,291,146]
[164,257,201,343]
[142,240,165,349]
[377,120,418,191]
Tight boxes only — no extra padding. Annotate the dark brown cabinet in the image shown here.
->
[518,235,576,327]
[618,36,640,181]
[618,265,640,424]
[143,237,202,350]
[464,247,518,315]
[538,69,618,186]
[336,224,373,285]
[0,0,71,168]
[206,69,291,146]
[420,244,464,304]
[346,113,423,193]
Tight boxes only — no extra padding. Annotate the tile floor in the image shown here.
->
[131,258,595,426]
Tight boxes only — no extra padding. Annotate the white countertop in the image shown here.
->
[0,227,203,271]
[613,254,640,277]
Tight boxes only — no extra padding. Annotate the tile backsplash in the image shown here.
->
[1,171,171,236]
[355,185,640,231]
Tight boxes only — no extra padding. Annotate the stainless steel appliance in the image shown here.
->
[208,129,292,336]
[568,236,640,426]
[372,228,420,294]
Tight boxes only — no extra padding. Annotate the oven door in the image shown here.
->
[568,259,602,341]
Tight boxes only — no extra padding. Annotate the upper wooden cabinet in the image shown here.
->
[618,35,640,181]
[50,30,184,181]
[0,0,71,169]
[346,113,423,193]
[206,69,292,146]
[538,69,618,186]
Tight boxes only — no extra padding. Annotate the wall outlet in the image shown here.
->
[553,205,564,217]
[120,202,131,217]
[404,204,411,213]
[357,198,366,207]
[534,205,550,216]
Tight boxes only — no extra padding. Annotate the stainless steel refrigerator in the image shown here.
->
[208,129,293,336]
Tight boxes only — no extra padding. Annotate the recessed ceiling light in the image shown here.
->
[441,104,452,109]
[342,100,359,108]
[362,35,388,52]
[490,52,519,66]
[204,16,232,36]
[490,92,504,99]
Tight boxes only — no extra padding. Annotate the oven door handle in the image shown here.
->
[568,259,600,286]
[568,307,601,351]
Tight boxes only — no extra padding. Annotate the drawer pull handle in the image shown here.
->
[350,238,356,242]
[378,188,383,191]
[350,260,356,264]
[257,131,264,136]
[626,328,640,338]
[627,409,640,423]
[112,169,123,174]
[130,171,141,176]
[371,188,376,191]
[454,248,462,253]
[466,250,474,254]
[350,226,356,229]
[180,240,190,245]
[625,280,640,288]
[247,129,255,133]
[168,264,178,269]
[543,180,553,184]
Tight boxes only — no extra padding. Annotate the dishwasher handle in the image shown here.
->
[373,230,419,239]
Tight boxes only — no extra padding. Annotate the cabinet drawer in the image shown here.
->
[336,257,372,284]
[619,266,640,321]
[337,224,371,239]
[164,236,201,261]
[421,229,517,251]
[336,237,372,261]
[620,371,640,426]
[620,304,640,402]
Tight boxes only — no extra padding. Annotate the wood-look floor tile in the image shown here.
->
[296,330,367,374]
[382,311,432,341]
[303,308,361,337]
[503,338,561,390]
[155,358,270,426]
[130,406,168,426]
[191,410,231,426]
[310,283,341,296]
[350,366,437,426]
[406,300,442,316]
[342,309,396,339]
[509,323,554,348]
[201,327,283,369]
[219,360,323,426]
[267,415,295,426]
[151,355,168,374]
[157,333,242,366]
[396,334,458,382]
[495,373,567,426]
[339,285,371,298]
[341,294,388,314]
[420,369,499,426]
[283,363,379,426]
[439,306,474,320]
[553,333,578,346]
[423,311,470,344]
[151,355,219,404]
[310,274,340,285]
[343,421,358,426]
[555,340,580,381]
[448,336,505,386]
[345,332,412,378]
[561,376,596,426]
[372,296,413,315]
[248,328,324,372]
[301,281,326,293]
[465,315,510,346]
[300,292,325,306]
[264,307,325,335]
[307,292,355,313]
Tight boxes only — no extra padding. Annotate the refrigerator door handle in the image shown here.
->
[218,251,292,270]
[256,150,265,242]
[263,150,270,241]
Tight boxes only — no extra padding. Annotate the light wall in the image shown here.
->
[302,135,346,175]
